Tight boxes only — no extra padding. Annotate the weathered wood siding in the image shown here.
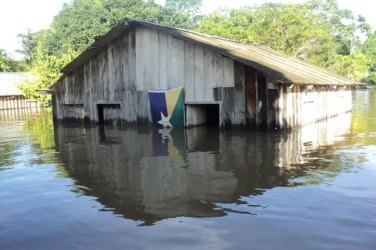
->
[275,85,352,129]
[241,66,353,130]
[52,25,352,129]
[0,98,39,121]
[53,28,138,123]
[52,26,236,126]
[0,96,38,111]
[135,26,236,125]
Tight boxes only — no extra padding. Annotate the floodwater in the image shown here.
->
[0,91,375,250]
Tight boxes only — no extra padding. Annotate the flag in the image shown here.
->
[148,87,185,128]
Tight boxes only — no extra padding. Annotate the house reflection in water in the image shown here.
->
[54,113,352,225]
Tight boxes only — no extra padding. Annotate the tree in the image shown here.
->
[18,49,77,106]
[17,30,41,66]
[306,0,371,55]
[252,3,339,67]
[198,4,338,67]
[198,0,372,81]
[39,0,203,56]
[165,0,202,15]
[361,32,376,84]
[0,49,25,72]
[330,50,370,81]
[197,8,254,43]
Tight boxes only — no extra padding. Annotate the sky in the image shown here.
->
[0,0,375,58]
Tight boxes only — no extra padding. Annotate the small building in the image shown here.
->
[50,19,359,129]
[0,72,38,111]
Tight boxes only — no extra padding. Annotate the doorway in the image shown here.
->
[185,103,220,127]
[97,104,121,124]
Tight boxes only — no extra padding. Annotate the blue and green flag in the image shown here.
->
[148,87,185,128]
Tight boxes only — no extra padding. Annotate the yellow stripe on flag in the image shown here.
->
[165,87,182,116]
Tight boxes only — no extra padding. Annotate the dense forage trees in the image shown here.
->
[198,0,373,82]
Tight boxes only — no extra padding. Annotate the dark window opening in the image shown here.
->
[97,104,121,124]
[185,103,220,128]
[205,104,219,127]
[98,105,104,123]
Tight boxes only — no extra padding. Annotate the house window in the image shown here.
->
[97,104,121,124]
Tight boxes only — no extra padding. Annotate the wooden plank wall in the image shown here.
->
[52,26,236,126]
[242,66,353,130]
[53,28,138,123]
[62,104,85,120]
[51,25,352,129]
[135,26,236,126]
[0,96,38,111]
[277,85,352,129]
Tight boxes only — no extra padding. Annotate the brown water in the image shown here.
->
[0,90,375,250]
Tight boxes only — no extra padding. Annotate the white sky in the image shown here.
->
[0,0,375,58]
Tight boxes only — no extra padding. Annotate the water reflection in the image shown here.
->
[54,112,352,225]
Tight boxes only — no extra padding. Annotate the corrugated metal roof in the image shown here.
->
[0,72,34,96]
[59,19,359,86]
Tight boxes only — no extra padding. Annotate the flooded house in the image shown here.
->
[50,19,359,129]
[0,72,38,119]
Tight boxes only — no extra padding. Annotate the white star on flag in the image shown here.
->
[158,112,173,128]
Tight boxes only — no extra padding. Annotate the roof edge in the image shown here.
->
[52,18,361,88]
[60,19,132,74]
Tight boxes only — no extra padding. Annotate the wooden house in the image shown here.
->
[50,19,359,129]
[0,73,38,112]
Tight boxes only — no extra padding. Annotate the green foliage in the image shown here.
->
[17,30,42,66]
[330,50,370,81]
[198,0,373,81]
[198,4,339,67]
[19,48,77,106]
[361,32,376,84]
[166,0,202,14]
[0,49,25,72]
[198,8,254,42]
[252,4,338,66]
[306,0,371,55]
[39,0,202,56]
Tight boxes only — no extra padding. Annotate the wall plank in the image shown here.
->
[193,45,204,102]
[167,36,185,89]
[184,42,195,102]
[158,31,168,90]
[203,48,214,101]
[234,62,245,126]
